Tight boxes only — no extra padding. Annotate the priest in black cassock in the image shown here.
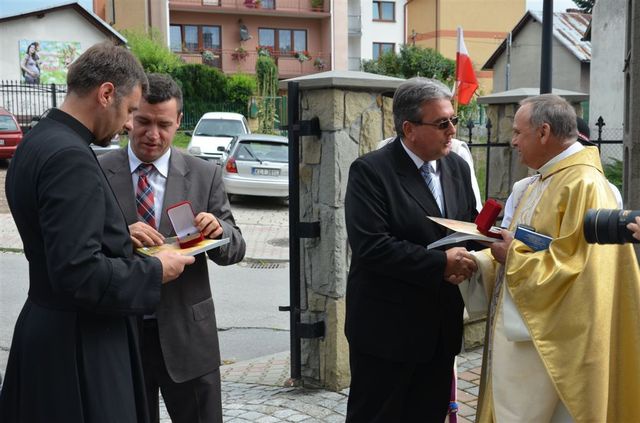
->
[0,42,194,423]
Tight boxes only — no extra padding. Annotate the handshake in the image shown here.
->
[443,247,478,284]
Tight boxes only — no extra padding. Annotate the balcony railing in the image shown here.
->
[348,15,362,36]
[170,0,329,14]
[178,50,330,78]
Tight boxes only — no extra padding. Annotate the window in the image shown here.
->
[202,26,221,50]
[169,24,222,52]
[259,28,307,55]
[373,42,394,60]
[170,25,182,52]
[373,1,395,21]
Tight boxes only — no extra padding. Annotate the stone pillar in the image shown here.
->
[281,71,403,390]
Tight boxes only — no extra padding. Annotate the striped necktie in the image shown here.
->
[420,162,444,215]
[136,163,156,229]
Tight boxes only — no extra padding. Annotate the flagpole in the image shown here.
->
[453,27,461,115]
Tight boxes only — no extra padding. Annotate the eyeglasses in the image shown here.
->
[409,116,459,130]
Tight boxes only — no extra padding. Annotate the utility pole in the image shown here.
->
[540,0,553,93]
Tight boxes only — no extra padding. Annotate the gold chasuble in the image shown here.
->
[475,147,640,422]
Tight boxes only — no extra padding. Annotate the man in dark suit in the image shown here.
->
[0,43,194,423]
[99,73,246,423]
[344,77,479,422]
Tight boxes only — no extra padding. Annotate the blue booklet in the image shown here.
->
[513,225,552,251]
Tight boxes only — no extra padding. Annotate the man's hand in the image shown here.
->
[444,247,478,285]
[627,216,640,241]
[154,250,195,284]
[129,221,164,248]
[194,212,223,239]
[490,229,514,265]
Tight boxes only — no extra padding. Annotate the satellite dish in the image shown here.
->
[240,24,252,41]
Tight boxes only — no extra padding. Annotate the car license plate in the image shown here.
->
[252,168,280,176]
[0,139,4,146]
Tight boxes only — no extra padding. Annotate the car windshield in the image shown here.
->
[194,119,245,137]
[235,141,287,163]
[0,116,19,131]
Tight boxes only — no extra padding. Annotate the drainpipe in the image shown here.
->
[403,0,414,44]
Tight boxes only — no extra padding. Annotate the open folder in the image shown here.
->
[136,236,230,257]
[426,216,500,250]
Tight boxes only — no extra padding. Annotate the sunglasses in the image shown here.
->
[409,116,459,130]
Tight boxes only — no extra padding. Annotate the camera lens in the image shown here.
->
[584,209,640,244]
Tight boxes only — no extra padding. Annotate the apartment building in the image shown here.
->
[94,0,340,78]
[406,0,526,93]
[347,0,405,70]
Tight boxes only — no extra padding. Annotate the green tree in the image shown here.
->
[225,73,257,115]
[362,45,455,83]
[123,29,183,74]
[572,0,594,13]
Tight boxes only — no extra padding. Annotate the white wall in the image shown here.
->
[360,0,405,60]
[0,8,112,81]
[589,0,625,137]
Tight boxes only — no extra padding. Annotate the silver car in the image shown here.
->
[222,134,288,198]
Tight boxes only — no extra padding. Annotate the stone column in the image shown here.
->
[281,71,403,390]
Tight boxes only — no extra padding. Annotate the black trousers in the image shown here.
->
[142,319,222,423]
[346,345,454,423]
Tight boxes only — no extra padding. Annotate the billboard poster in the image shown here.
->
[19,40,81,84]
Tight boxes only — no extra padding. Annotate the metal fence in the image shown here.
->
[458,116,623,202]
[0,80,67,129]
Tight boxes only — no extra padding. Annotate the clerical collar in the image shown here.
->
[537,142,584,175]
[400,138,438,172]
[45,108,95,145]
[127,144,172,178]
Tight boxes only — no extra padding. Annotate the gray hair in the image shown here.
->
[66,41,148,102]
[393,77,453,137]
[520,94,577,140]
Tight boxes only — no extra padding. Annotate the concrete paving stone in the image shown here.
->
[238,410,268,420]
[224,409,247,417]
[457,379,474,390]
[273,409,299,418]
[457,389,477,402]
[226,418,252,423]
[285,414,311,422]
[466,386,480,396]
[458,402,476,417]
[255,416,281,423]
[459,370,480,381]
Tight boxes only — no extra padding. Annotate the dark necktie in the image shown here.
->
[420,162,444,215]
[136,163,156,229]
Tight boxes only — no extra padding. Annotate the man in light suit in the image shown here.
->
[99,73,245,423]
[344,77,478,422]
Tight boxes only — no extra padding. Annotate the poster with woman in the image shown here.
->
[19,40,81,84]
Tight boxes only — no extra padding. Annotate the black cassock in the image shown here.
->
[0,108,162,422]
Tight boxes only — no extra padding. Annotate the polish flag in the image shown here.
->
[455,27,478,105]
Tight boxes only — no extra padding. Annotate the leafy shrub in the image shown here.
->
[123,29,183,74]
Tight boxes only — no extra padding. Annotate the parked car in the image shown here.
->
[0,108,24,159]
[222,134,288,198]
[187,112,250,163]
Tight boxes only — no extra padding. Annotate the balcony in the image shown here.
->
[348,15,361,36]
[169,0,330,17]
[178,49,330,78]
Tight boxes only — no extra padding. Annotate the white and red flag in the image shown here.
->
[455,27,479,105]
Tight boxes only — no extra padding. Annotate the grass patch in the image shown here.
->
[173,132,191,149]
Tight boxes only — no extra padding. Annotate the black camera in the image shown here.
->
[584,209,640,244]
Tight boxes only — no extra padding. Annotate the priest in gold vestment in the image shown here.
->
[472,94,640,422]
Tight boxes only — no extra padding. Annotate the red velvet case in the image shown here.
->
[166,201,204,248]
[475,199,503,239]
